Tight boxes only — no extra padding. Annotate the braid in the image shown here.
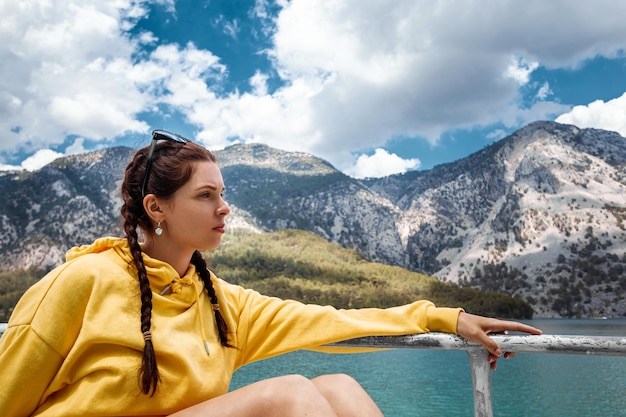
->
[121,202,160,396]
[191,250,232,347]
[119,136,225,395]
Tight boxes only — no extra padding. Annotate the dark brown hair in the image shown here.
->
[120,139,230,395]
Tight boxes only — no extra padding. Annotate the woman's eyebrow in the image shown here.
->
[196,184,225,192]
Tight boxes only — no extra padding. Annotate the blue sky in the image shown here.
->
[1,0,626,178]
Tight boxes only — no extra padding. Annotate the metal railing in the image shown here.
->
[1,322,625,417]
[332,332,626,417]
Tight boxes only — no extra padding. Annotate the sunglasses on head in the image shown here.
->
[141,129,189,197]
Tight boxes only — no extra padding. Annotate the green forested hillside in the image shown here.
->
[207,229,534,318]
[0,268,43,322]
[0,229,534,321]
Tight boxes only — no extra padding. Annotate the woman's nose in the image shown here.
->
[219,199,231,216]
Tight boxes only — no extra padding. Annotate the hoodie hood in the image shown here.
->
[66,236,128,261]
[66,237,196,290]
[66,236,212,355]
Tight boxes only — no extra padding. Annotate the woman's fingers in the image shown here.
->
[456,312,542,370]
[492,320,542,335]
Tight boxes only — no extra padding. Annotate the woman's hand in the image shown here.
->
[456,311,542,370]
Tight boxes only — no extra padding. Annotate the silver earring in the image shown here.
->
[155,221,163,236]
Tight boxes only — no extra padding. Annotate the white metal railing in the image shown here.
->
[332,333,626,417]
[1,323,625,417]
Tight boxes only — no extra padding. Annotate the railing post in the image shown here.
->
[467,349,493,417]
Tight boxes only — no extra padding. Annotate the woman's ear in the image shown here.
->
[143,194,165,223]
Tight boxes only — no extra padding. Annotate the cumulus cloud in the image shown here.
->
[21,149,64,171]
[556,92,626,137]
[245,0,626,173]
[2,0,626,178]
[346,149,420,179]
[0,0,151,155]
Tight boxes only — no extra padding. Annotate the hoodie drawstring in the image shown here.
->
[161,276,211,355]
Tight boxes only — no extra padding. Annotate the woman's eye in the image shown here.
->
[199,191,224,199]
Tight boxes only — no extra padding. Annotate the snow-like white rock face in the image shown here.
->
[365,122,626,317]
[1,122,625,317]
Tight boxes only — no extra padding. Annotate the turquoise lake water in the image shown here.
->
[230,319,626,416]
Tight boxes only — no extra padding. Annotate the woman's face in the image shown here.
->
[160,161,231,252]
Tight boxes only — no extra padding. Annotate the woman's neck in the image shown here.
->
[141,237,194,277]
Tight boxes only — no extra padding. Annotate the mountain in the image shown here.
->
[366,121,626,317]
[1,121,625,318]
[0,147,132,270]
[217,143,406,266]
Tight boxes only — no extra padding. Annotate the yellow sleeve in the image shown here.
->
[0,261,93,416]
[0,326,64,417]
[216,280,461,367]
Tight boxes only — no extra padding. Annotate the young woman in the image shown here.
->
[0,130,541,417]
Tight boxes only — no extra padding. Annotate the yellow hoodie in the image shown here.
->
[0,237,461,417]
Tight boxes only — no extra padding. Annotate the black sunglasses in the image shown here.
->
[141,129,189,197]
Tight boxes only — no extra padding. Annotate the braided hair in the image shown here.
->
[120,138,230,396]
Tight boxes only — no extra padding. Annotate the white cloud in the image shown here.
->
[0,163,21,171]
[66,137,87,155]
[0,137,88,172]
[259,0,626,166]
[21,149,64,171]
[556,92,626,137]
[0,0,151,154]
[249,71,269,96]
[486,129,507,141]
[346,148,420,179]
[536,82,553,100]
[2,0,626,175]
[504,56,539,85]
[223,18,241,39]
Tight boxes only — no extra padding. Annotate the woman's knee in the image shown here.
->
[312,373,363,393]
[269,374,337,414]
[169,374,336,417]
[311,374,383,417]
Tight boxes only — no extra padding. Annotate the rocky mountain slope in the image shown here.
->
[1,121,625,317]
[366,121,626,317]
